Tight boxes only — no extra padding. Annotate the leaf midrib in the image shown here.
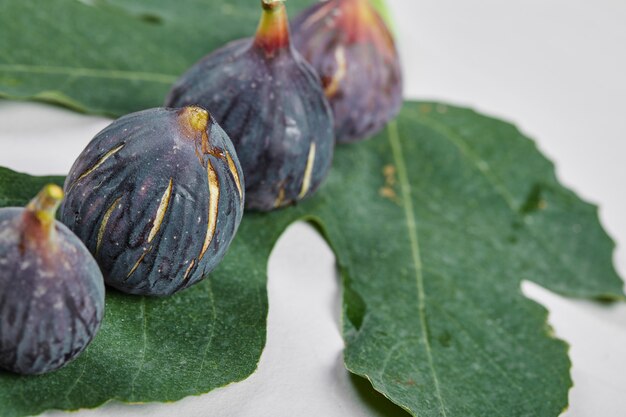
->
[194,278,217,389]
[0,64,177,83]
[387,121,448,417]
[129,298,148,399]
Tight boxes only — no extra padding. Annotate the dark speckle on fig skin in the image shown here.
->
[0,209,105,375]
[60,108,244,296]
[165,38,334,212]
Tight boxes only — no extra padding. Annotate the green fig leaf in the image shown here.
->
[0,102,623,417]
[0,0,396,116]
[0,0,310,116]
[0,166,285,415]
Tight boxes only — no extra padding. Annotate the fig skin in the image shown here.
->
[60,106,244,296]
[291,0,403,143]
[165,0,334,212]
[0,185,105,375]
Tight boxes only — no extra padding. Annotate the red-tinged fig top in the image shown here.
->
[21,184,63,250]
[311,0,395,53]
[254,0,291,55]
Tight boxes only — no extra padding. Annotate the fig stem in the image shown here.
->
[26,184,63,227]
[180,106,209,134]
[255,0,290,54]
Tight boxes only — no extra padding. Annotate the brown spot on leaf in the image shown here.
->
[383,164,397,186]
[379,186,399,202]
[380,164,400,204]
[419,104,432,114]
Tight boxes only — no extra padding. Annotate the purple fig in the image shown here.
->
[60,106,244,296]
[291,0,403,143]
[166,0,334,212]
[0,185,105,375]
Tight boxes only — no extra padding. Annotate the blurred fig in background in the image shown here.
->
[166,0,334,212]
[291,0,403,143]
[0,185,105,375]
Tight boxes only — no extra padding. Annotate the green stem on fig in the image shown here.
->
[254,0,290,53]
[26,184,63,228]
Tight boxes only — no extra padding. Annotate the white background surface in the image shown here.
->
[1,0,625,415]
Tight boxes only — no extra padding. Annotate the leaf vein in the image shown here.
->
[418,113,587,286]
[129,297,148,399]
[388,121,448,417]
[195,279,217,389]
[63,360,88,405]
[378,341,405,379]
[431,302,543,416]
[0,64,177,83]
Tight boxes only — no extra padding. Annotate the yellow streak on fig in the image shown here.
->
[180,106,209,133]
[298,143,317,199]
[97,196,122,255]
[200,162,220,260]
[127,249,150,278]
[324,46,347,98]
[179,106,212,155]
[183,259,196,282]
[70,144,125,191]
[147,178,174,243]
[225,152,243,201]
[274,186,286,208]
